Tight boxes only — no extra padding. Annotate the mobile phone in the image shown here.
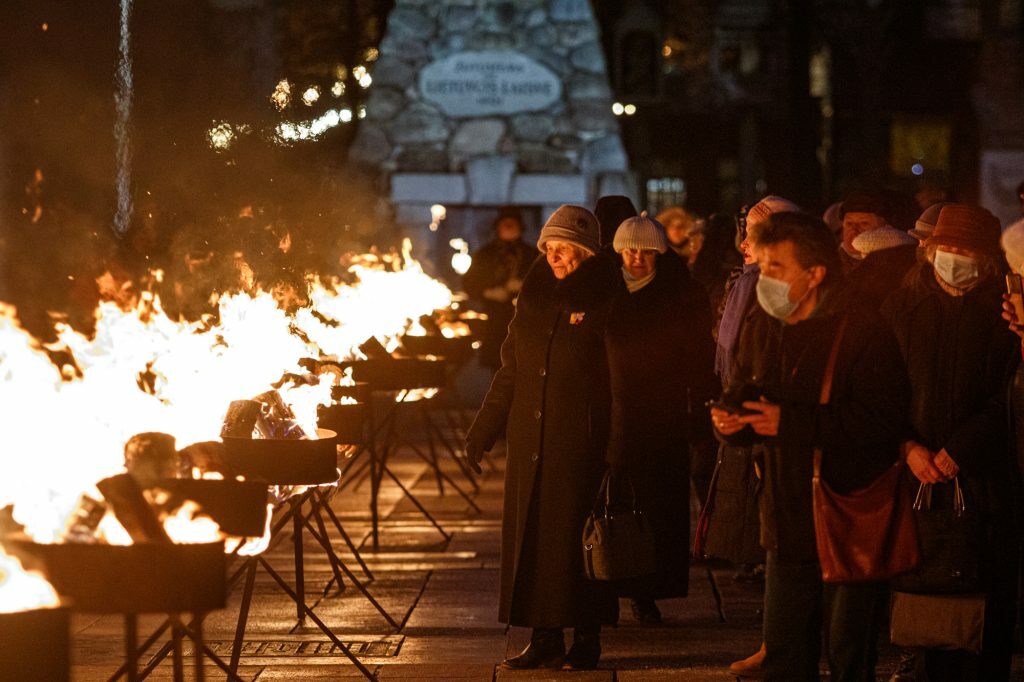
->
[1006,274,1024,323]
[706,400,756,417]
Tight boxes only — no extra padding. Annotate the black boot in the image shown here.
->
[564,626,601,670]
[500,628,564,670]
[630,597,662,624]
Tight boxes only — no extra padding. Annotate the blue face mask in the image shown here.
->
[932,250,979,289]
[756,273,809,320]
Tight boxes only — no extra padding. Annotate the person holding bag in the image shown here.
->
[712,211,910,682]
[568,213,717,623]
[880,204,1021,682]
[465,205,617,672]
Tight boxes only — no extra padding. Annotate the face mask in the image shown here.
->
[757,273,806,320]
[933,250,978,288]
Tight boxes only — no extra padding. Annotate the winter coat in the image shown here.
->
[467,257,617,628]
[845,243,919,308]
[462,238,537,369]
[880,267,1020,535]
[568,252,717,598]
[723,283,911,562]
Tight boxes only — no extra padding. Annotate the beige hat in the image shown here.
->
[852,226,917,255]
[612,212,668,253]
[1001,217,1024,273]
[537,205,600,255]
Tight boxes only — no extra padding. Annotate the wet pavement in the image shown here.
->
[67,404,1022,681]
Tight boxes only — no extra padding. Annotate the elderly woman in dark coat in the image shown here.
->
[591,214,718,622]
[466,205,617,671]
[881,204,1020,682]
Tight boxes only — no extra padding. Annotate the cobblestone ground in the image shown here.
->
[70,407,1024,681]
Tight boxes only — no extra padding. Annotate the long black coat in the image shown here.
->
[597,253,717,598]
[467,258,617,628]
[880,267,1020,532]
[724,284,911,562]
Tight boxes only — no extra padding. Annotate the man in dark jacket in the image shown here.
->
[713,212,910,682]
[462,208,536,371]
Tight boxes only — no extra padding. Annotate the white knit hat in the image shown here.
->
[612,212,668,253]
[851,226,917,255]
[1001,217,1024,274]
[537,205,600,254]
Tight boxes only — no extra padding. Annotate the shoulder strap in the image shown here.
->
[814,315,849,478]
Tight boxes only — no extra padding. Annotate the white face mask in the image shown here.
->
[933,250,979,288]
[757,273,808,320]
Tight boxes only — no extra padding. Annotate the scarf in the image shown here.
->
[621,267,656,293]
[715,263,759,384]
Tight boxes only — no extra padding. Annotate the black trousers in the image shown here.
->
[763,552,886,682]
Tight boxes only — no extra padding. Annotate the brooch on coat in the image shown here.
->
[569,311,586,325]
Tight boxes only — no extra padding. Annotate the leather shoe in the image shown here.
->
[630,598,662,624]
[500,628,564,670]
[729,642,765,678]
[564,630,601,670]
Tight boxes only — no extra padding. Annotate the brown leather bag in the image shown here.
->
[812,316,920,583]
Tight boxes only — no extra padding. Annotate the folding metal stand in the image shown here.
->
[111,612,241,682]
[226,485,399,680]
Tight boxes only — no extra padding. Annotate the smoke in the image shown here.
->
[113,0,133,238]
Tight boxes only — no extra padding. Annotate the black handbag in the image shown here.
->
[892,477,983,594]
[582,470,657,581]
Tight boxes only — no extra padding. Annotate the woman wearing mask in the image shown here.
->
[881,204,1020,682]
[466,205,617,671]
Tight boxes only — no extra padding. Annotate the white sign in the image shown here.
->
[419,51,562,118]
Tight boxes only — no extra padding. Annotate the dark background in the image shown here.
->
[1,0,1020,329]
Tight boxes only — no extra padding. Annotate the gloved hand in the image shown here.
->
[464,439,486,475]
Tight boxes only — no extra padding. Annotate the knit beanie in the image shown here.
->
[612,212,668,253]
[747,195,801,228]
[594,195,637,247]
[925,204,1001,257]
[1001,217,1024,273]
[851,225,917,255]
[909,202,948,241]
[537,205,600,255]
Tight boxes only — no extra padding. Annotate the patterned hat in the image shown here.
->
[747,195,801,228]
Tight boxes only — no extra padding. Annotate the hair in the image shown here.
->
[753,211,842,284]
[923,244,1004,283]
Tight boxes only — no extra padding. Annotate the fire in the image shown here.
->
[0,243,455,543]
[0,545,60,613]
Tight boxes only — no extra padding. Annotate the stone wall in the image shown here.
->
[350,0,632,230]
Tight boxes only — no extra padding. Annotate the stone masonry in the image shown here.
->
[350,0,632,234]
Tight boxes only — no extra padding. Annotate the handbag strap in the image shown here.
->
[813,315,849,479]
[910,477,966,512]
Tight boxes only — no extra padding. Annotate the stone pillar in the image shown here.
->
[350,0,632,253]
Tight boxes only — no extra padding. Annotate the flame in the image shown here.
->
[0,545,60,613]
[162,501,222,544]
[0,243,454,543]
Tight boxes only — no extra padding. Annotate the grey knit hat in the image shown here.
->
[612,212,668,253]
[909,202,948,241]
[537,205,600,254]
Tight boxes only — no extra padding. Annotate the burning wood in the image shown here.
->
[123,432,180,487]
[96,474,172,544]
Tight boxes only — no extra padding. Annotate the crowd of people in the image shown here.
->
[461,182,1024,681]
